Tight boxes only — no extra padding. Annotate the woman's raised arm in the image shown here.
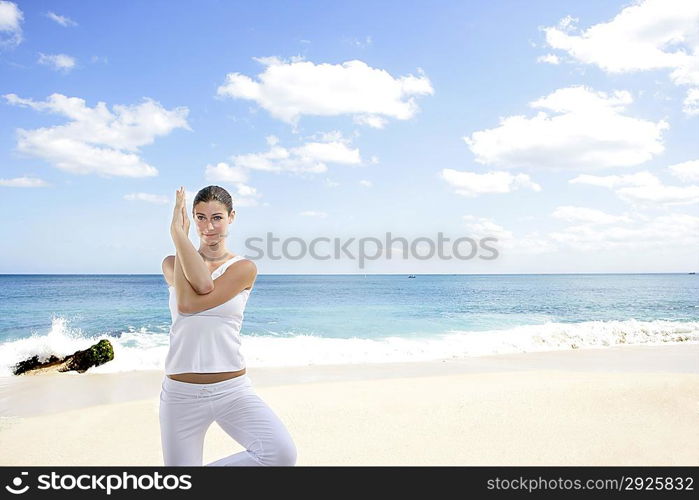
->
[170,187,214,294]
[173,254,204,313]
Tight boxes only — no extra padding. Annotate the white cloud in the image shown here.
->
[462,215,513,240]
[299,141,361,164]
[203,163,260,207]
[232,183,262,207]
[324,178,340,188]
[208,135,363,208]
[352,114,388,129]
[359,179,372,187]
[537,54,560,64]
[231,137,361,174]
[668,159,699,182]
[231,183,261,207]
[541,0,699,80]
[0,0,23,49]
[570,171,699,206]
[463,210,699,256]
[46,12,77,27]
[616,184,699,205]
[683,88,699,115]
[569,171,657,188]
[550,212,699,251]
[541,0,699,115]
[123,192,169,204]
[234,183,257,197]
[216,56,433,126]
[464,85,668,170]
[461,215,556,255]
[299,210,327,218]
[38,53,76,72]
[302,130,345,143]
[0,176,49,187]
[3,93,190,178]
[552,206,633,224]
[238,183,257,196]
[204,162,249,183]
[441,169,541,197]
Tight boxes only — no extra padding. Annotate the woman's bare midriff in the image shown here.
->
[167,368,246,384]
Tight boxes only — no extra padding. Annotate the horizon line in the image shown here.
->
[0,272,696,276]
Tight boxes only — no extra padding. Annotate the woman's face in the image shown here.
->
[193,201,233,243]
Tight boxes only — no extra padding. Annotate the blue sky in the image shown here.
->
[1,0,697,274]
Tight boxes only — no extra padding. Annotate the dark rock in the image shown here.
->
[13,339,115,375]
[13,354,63,375]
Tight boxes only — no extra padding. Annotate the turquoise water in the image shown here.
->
[0,273,697,374]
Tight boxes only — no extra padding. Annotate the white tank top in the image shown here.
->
[164,255,251,375]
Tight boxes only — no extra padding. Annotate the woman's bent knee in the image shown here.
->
[260,436,297,466]
[278,439,297,466]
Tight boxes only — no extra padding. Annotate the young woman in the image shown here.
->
[159,185,296,466]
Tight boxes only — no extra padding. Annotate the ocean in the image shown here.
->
[0,273,697,377]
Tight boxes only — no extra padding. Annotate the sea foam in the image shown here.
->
[0,315,697,376]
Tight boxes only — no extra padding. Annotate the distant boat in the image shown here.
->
[690,272,696,275]
[408,274,416,278]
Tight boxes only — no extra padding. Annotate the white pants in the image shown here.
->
[159,374,297,466]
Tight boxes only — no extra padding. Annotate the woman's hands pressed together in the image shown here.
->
[170,186,191,239]
[169,186,214,296]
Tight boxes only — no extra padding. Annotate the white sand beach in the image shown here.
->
[1,343,698,466]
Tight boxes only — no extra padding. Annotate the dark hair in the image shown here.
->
[192,185,234,216]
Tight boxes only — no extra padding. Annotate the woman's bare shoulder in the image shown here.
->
[162,255,175,270]
[236,257,257,272]
[162,255,175,286]
[225,258,257,291]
